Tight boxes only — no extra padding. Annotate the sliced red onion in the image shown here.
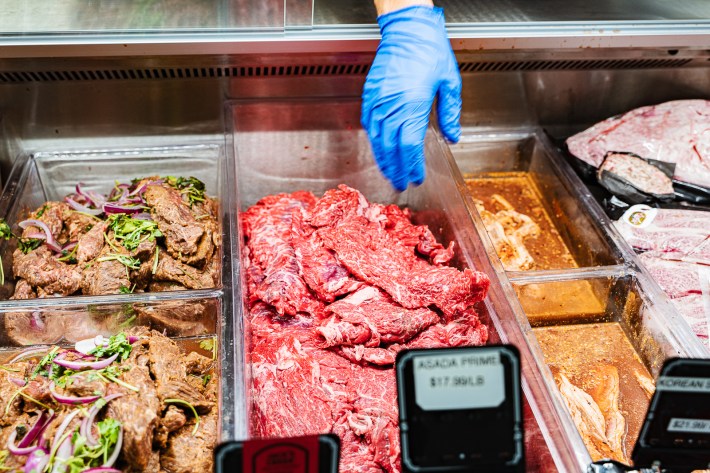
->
[24,446,49,473]
[49,382,101,405]
[133,213,151,221]
[101,425,123,468]
[17,411,50,448]
[8,346,50,364]
[128,183,147,197]
[74,335,107,356]
[36,410,56,448]
[18,220,62,253]
[82,394,124,447]
[84,468,122,473]
[76,183,106,208]
[7,429,38,455]
[24,232,46,240]
[47,352,66,380]
[128,336,140,344]
[61,242,77,252]
[102,203,144,215]
[9,376,26,387]
[51,409,81,448]
[53,352,118,371]
[51,435,72,473]
[65,197,102,216]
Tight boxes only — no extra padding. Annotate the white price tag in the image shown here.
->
[412,349,505,411]
[667,417,710,434]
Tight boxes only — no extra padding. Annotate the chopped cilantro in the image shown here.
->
[88,333,132,361]
[96,254,141,270]
[202,374,212,386]
[62,417,122,473]
[118,284,135,294]
[18,237,42,254]
[35,204,49,218]
[106,214,162,251]
[31,346,59,378]
[200,336,217,361]
[0,449,11,471]
[165,176,206,207]
[0,219,12,241]
[58,244,78,263]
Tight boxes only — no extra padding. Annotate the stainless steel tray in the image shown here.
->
[229,98,586,472]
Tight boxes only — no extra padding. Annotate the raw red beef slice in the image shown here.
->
[318,286,440,348]
[308,186,489,318]
[566,100,710,187]
[241,191,323,316]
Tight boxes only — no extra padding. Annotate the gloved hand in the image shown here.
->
[361,5,462,192]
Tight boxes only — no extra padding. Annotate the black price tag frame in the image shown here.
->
[396,345,524,473]
[214,434,340,473]
[631,358,710,472]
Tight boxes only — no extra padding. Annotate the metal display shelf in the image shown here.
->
[0,1,708,57]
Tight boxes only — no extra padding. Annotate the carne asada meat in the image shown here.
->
[13,246,82,296]
[243,185,490,473]
[4,175,220,298]
[0,329,217,472]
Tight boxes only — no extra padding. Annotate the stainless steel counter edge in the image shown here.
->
[0,21,708,58]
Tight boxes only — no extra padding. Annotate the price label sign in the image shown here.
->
[396,345,524,473]
[632,358,710,471]
[214,434,340,473]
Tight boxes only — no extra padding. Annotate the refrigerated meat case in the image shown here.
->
[0,1,708,472]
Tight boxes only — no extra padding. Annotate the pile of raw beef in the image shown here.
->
[615,208,710,346]
[241,184,490,473]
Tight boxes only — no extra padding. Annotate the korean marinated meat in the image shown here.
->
[465,174,577,271]
[0,328,217,472]
[242,185,490,473]
[2,176,220,299]
[567,99,710,188]
[534,322,655,463]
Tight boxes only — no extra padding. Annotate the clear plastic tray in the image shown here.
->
[450,131,625,273]
[511,269,690,468]
[0,143,228,301]
[0,291,237,441]
[0,140,239,442]
[229,98,586,472]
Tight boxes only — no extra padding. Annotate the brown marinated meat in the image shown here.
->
[10,279,36,300]
[147,335,212,412]
[130,260,154,291]
[76,221,107,264]
[153,251,213,289]
[144,184,205,259]
[81,245,131,295]
[184,351,214,375]
[13,246,82,296]
[135,300,213,337]
[154,405,187,448]
[63,209,98,242]
[148,281,186,292]
[130,237,157,262]
[21,201,67,239]
[160,411,217,473]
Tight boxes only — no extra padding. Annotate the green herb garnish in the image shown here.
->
[118,284,135,294]
[18,238,43,254]
[58,244,78,263]
[0,219,12,241]
[35,204,48,218]
[31,346,59,378]
[200,336,217,361]
[88,333,132,361]
[165,176,206,207]
[107,214,162,252]
[0,449,12,471]
[202,374,212,386]
[96,254,141,270]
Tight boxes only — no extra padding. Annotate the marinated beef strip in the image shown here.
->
[10,279,36,299]
[63,208,98,242]
[244,185,490,473]
[153,251,214,289]
[76,220,107,264]
[80,244,132,295]
[144,184,213,266]
[13,246,82,296]
[161,411,217,473]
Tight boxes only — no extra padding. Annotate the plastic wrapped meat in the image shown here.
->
[597,152,675,202]
[567,100,710,188]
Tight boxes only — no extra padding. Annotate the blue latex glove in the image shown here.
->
[361,5,462,192]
